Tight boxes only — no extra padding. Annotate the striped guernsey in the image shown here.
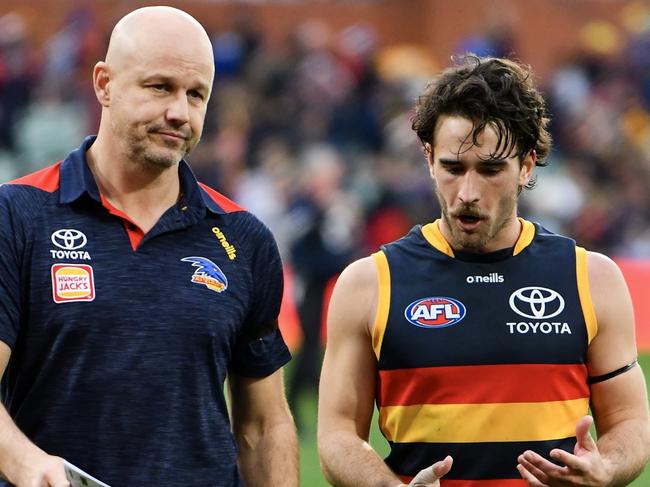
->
[372,219,596,486]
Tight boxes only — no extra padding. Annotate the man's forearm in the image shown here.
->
[0,403,46,483]
[319,432,402,487]
[599,418,650,486]
[237,419,298,487]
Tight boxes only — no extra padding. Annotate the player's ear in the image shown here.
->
[425,143,435,179]
[518,149,536,187]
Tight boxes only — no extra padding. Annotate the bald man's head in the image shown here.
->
[105,6,214,77]
[91,6,215,170]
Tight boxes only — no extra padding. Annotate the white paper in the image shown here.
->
[63,460,111,487]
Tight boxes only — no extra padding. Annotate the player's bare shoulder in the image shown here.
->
[328,256,380,338]
[586,251,634,336]
[586,251,629,301]
[586,251,625,284]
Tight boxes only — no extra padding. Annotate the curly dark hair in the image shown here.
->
[411,55,551,189]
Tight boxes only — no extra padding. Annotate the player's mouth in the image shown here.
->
[454,212,485,232]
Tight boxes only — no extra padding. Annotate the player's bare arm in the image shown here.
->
[518,252,650,486]
[229,365,298,487]
[0,342,69,487]
[318,257,451,487]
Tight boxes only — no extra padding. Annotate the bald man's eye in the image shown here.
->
[188,90,204,101]
[148,84,169,93]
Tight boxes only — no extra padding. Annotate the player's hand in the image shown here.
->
[9,453,69,487]
[400,456,453,487]
[517,415,610,486]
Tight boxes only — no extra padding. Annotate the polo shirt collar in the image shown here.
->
[59,135,226,214]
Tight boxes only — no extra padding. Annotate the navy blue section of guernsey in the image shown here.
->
[379,225,588,371]
[0,136,290,487]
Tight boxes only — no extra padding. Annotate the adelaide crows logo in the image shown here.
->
[181,256,228,293]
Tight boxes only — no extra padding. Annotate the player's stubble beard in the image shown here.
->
[435,182,520,252]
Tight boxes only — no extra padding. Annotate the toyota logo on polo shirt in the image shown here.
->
[51,229,88,250]
[509,286,565,319]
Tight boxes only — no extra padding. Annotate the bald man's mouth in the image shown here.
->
[153,130,188,141]
[148,125,190,141]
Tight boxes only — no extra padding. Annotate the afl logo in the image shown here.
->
[51,229,87,250]
[509,286,565,319]
[404,297,466,329]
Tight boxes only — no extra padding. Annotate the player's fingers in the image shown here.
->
[409,456,452,486]
[574,415,597,453]
[518,453,554,484]
[520,450,568,477]
[516,463,548,487]
[409,465,436,485]
[432,456,453,478]
[548,448,590,473]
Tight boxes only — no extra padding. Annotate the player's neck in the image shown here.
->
[440,215,523,254]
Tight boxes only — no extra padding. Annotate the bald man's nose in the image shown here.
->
[166,92,190,124]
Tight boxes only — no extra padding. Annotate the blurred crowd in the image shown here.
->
[2,6,650,260]
[2,3,650,417]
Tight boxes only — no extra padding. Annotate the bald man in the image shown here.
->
[0,7,298,487]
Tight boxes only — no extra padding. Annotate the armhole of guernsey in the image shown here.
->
[576,246,598,343]
[371,251,391,360]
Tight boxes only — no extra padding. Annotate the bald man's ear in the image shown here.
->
[93,61,112,107]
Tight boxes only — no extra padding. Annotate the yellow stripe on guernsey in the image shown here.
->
[513,218,536,256]
[380,398,590,443]
[421,221,454,257]
[576,246,598,343]
[372,251,391,360]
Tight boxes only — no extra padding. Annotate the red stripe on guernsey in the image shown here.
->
[8,162,61,192]
[378,363,589,407]
[100,194,144,251]
[199,183,244,213]
[398,476,527,486]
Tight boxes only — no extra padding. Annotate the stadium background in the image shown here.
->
[1,0,649,485]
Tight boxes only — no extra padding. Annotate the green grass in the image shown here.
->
[295,353,650,486]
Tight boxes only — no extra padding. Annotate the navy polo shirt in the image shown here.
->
[0,136,291,486]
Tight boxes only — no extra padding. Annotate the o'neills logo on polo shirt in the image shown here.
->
[211,227,236,260]
[51,264,95,303]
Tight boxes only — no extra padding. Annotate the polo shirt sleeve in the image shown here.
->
[230,214,291,378]
[0,187,25,350]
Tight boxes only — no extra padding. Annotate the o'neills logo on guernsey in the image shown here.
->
[466,273,504,284]
[51,264,95,303]
[212,227,236,260]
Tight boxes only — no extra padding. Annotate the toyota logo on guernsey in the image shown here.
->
[404,297,466,329]
[50,229,91,260]
[509,286,565,319]
[507,286,571,335]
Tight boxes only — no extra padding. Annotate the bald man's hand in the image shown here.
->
[8,453,69,487]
